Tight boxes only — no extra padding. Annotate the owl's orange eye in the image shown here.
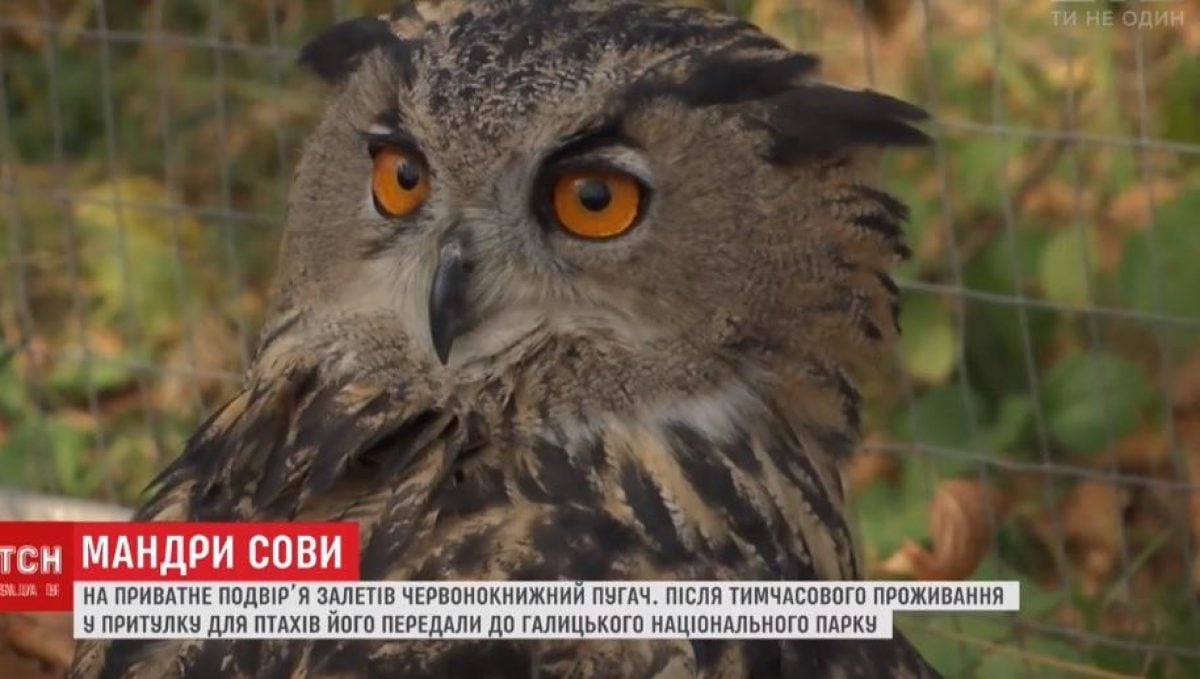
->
[552,170,643,239]
[372,147,430,218]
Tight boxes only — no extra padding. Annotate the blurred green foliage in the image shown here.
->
[2,0,1199,675]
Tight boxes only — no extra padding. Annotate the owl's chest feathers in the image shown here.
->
[169,338,861,584]
[411,382,862,583]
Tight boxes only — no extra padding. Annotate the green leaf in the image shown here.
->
[1039,228,1098,306]
[899,296,958,385]
[1116,190,1200,325]
[952,138,1013,209]
[0,417,88,492]
[961,303,1056,399]
[1040,352,1152,454]
[853,460,932,559]
[1162,53,1200,149]
[45,355,136,403]
[975,635,1083,679]
[963,225,1050,297]
[894,386,983,452]
[995,516,1060,583]
[980,395,1034,457]
[74,177,206,345]
[960,230,1057,398]
[891,387,987,477]
[900,560,1078,678]
[898,614,1009,677]
[0,361,28,418]
[0,421,34,486]
[48,419,93,495]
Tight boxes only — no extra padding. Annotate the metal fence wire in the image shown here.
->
[2,0,1199,675]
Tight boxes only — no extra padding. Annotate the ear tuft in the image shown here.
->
[763,86,930,163]
[298,16,401,85]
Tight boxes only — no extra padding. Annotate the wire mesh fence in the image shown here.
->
[1,0,1198,675]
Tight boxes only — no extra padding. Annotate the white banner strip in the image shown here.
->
[73,580,1018,641]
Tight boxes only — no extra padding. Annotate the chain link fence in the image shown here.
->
[2,0,1198,675]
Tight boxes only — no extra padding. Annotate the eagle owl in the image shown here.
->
[73,1,935,676]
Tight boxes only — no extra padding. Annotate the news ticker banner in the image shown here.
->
[3,522,1020,642]
[74,581,1019,641]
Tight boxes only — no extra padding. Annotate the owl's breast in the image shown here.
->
[386,397,861,586]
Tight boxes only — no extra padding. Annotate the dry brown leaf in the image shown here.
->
[1187,429,1200,595]
[878,479,1005,581]
[1194,558,1200,599]
[1112,428,1170,474]
[845,447,900,493]
[6,613,73,668]
[1061,481,1130,596]
[747,0,787,29]
[0,612,73,678]
[1094,227,1127,275]
[1108,180,1179,232]
[1062,482,1128,553]
[0,6,46,51]
[1170,347,1200,409]
[876,544,919,579]
[1188,6,1200,52]
[87,329,126,358]
[1022,180,1075,220]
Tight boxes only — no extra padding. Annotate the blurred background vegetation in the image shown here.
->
[1,0,1199,675]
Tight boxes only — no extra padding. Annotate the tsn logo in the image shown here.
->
[0,545,63,575]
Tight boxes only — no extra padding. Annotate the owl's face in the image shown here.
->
[265,0,924,416]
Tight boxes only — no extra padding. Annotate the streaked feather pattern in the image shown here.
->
[75,340,936,677]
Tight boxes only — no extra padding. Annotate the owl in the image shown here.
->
[72,1,934,677]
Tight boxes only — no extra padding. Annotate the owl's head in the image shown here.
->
[263,0,926,439]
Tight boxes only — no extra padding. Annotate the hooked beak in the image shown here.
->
[428,241,468,365]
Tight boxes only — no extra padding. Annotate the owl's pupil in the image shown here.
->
[577,180,611,212]
[397,161,422,190]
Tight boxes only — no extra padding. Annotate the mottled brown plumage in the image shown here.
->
[72,1,936,676]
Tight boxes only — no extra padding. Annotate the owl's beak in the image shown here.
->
[428,241,468,365]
